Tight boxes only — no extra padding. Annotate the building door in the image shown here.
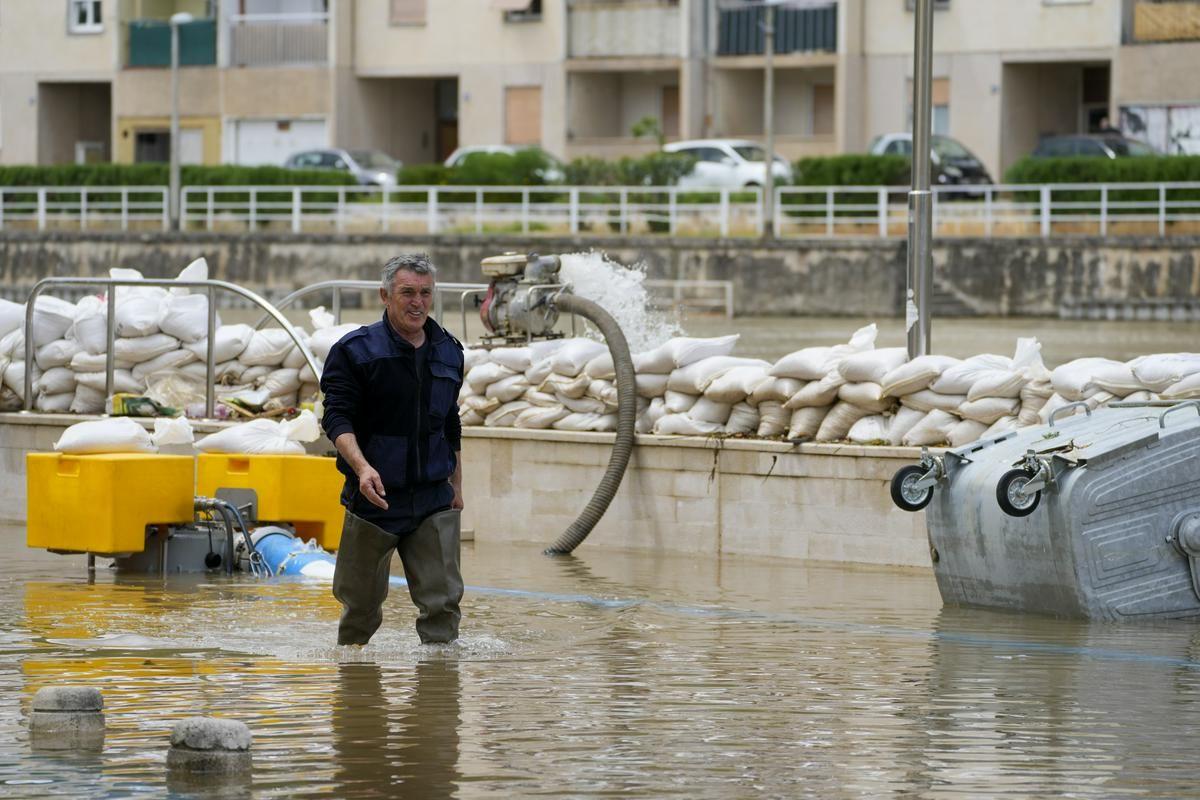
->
[435,77,458,163]
[232,118,326,165]
[505,86,542,146]
[813,84,834,136]
[662,85,680,139]
[134,131,170,162]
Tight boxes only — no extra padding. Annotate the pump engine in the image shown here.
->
[478,252,565,345]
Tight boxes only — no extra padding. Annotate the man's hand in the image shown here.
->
[358,464,388,510]
[451,484,464,511]
[450,454,463,510]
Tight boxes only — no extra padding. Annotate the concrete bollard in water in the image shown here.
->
[30,686,105,751]
[167,717,253,775]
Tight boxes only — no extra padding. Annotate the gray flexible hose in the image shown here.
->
[544,293,638,555]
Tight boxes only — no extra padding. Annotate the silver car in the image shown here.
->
[284,148,401,187]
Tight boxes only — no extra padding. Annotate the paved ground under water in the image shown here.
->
[3,526,1200,798]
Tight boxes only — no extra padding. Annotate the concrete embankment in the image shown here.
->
[0,413,931,569]
[2,231,1198,318]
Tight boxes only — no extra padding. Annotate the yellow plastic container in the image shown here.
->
[196,454,345,550]
[26,453,195,556]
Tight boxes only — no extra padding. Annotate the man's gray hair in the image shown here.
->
[382,253,437,294]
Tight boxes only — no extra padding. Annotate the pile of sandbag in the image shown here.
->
[0,258,325,416]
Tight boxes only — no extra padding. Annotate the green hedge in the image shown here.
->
[791,155,910,186]
[0,164,356,187]
[1004,155,1200,184]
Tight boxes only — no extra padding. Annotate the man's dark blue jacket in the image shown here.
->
[320,313,464,503]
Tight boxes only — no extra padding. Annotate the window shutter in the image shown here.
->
[390,0,426,25]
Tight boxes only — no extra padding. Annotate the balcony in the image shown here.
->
[1125,0,1200,43]
[568,0,681,60]
[717,4,836,56]
[229,13,328,67]
[126,18,217,67]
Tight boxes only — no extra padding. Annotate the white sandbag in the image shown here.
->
[522,388,558,408]
[114,333,180,364]
[771,347,836,381]
[652,414,723,436]
[784,372,844,409]
[460,408,485,426]
[664,390,698,414]
[815,402,871,442]
[880,355,960,398]
[839,347,908,384]
[112,285,167,338]
[1022,378,1054,400]
[982,416,1019,439]
[1124,390,1155,403]
[549,339,607,377]
[903,409,959,447]
[958,396,1020,425]
[0,298,23,338]
[1018,387,1051,426]
[725,402,759,435]
[309,306,335,331]
[3,361,39,400]
[159,293,218,344]
[542,372,590,400]
[900,389,965,414]
[196,411,320,455]
[262,368,301,398]
[35,391,74,413]
[587,380,619,411]
[70,351,135,373]
[34,366,76,396]
[632,348,674,375]
[35,338,82,370]
[637,397,668,434]
[75,369,144,395]
[1085,390,1115,411]
[1162,372,1200,400]
[847,414,891,445]
[887,407,927,446]
[463,394,501,415]
[184,324,256,364]
[583,352,615,381]
[466,361,516,394]
[948,419,990,447]
[1130,353,1200,393]
[70,384,106,414]
[70,296,108,354]
[515,405,570,429]
[0,385,18,412]
[462,348,490,372]
[749,376,804,406]
[836,382,893,414]
[930,354,1013,395]
[558,393,607,415]
[244,365,274,385]
[31,295,77,347]
[485,374,532,403]
[641,334,740,372]
[756,401,790,437]
[563,412,616,432]
[964,369,1026,401]
[152,416,195,446]
[668,357,769,396]
[240,328,296,367]
[1050,357,1127,401]
[134,350,198,381]
[528,338,571,362]
[635,372,670,399]
[0,327,25,359]
[688,397,732,425]
[299,381,320,401]
[55,417,156,454]
[1037,393,1076,425]
[525,358,554,386]
[484,400,530,427]
[171,256,209,293]
[180,360,247,383]
[308,323,361,361]
[490,346,533,373]
[704,365,770,404]
[788,406,831,440]
[1090,363,1142,397]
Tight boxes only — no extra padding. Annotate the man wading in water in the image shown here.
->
[320,254,465,645]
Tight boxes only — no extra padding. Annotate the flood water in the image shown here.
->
[5,526,1200,798]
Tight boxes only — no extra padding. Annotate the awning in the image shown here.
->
[491,0,532,11]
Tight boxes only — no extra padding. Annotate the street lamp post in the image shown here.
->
[762,4,776,238]
[169,12,194,231]
[906,0,934,358]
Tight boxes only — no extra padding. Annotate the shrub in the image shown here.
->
[1004,155,1200,184]
[791,155,911,186]
[0,164,355,187]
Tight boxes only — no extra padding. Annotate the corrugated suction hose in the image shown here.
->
[544,293,638,555]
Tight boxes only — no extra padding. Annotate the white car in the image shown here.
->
[663,139,793,190]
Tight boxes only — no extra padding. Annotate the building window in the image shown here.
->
[504,0,542,23]
[68,0,103,34]
[390,0,426,26]
[904,0,950,9]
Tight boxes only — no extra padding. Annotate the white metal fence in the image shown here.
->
[3,183,1200,238]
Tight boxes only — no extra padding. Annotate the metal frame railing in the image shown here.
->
[0,187,169,232]
[22,278,318,419]
[257,280,489,336]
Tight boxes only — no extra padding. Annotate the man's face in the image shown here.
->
[381,270,434,338]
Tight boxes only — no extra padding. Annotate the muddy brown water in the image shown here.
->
[5,525,1200,798]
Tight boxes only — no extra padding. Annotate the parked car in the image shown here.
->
[284,148,400,187]
[867,133,993,193]
[1030,134,1160,158]
[443,145,565,183]
[662,139,794,190]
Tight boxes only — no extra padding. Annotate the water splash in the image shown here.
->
[558,251,682,354]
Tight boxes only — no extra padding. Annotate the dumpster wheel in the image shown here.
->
[996,468,1041,517]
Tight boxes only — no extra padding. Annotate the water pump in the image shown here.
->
[478,252,565,344]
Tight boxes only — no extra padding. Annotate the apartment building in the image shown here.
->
[0,0,1196,175]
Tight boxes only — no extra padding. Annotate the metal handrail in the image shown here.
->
[255,280,488,331]
[22,277,319,419]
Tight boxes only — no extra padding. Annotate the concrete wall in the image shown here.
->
[2,231,1197,319]
[0,414,933,569]
[1115,42,1200,105]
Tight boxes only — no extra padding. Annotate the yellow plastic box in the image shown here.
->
[196,454,345,550]
[26,453,195,556]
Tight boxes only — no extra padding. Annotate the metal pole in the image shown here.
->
[169,19,181,231]
[762,4,776,239]
[905,0,934,358]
